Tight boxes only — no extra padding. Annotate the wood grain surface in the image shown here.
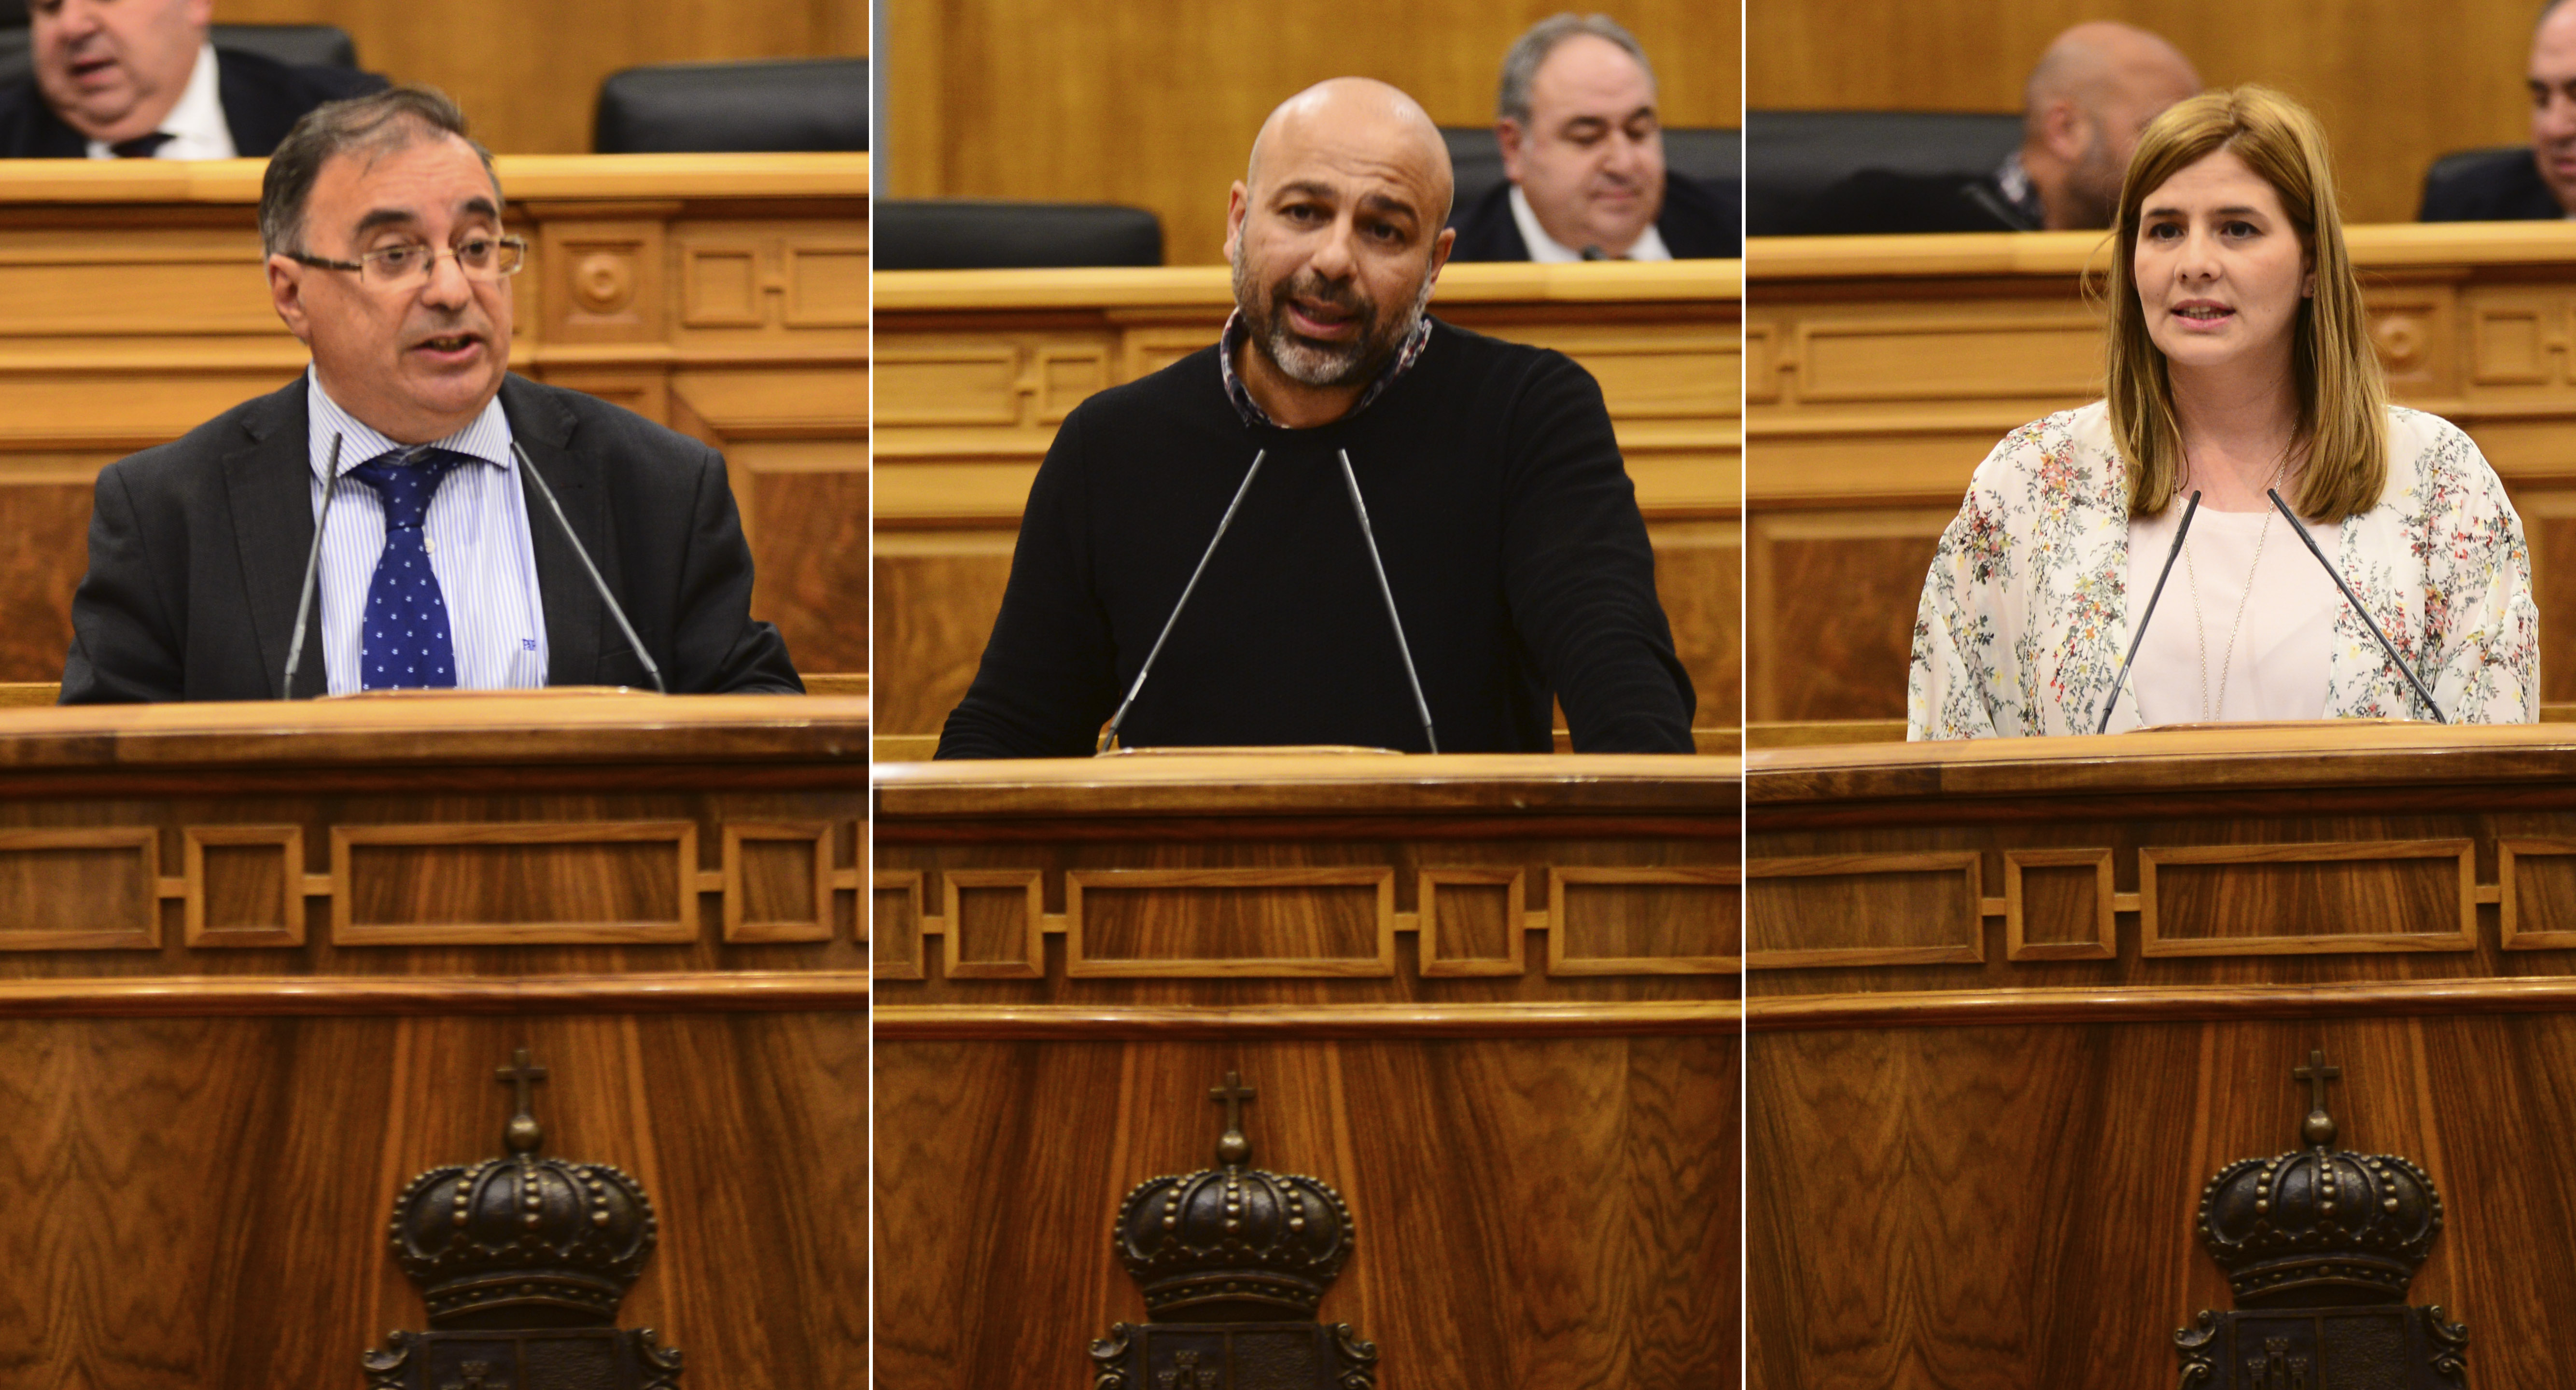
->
[1747,224,2576,720]
[877,756,1740,1387]
[222,0,866,155]
[885,0,1736,265]
[0,1011,865,1388]
[873,262,1741,741]
[1748,0,2539,228]
[1748,1016,2576,1388]
[878,1034,1736,1390]
[1745,722,2576,1386]
[0,157,866,685]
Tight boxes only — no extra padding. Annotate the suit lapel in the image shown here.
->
[221,382,326,699]
[502,379,609,687]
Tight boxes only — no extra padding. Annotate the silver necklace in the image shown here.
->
[2181,459,2290,722]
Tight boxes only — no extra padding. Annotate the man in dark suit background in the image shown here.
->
[60,86,798,702]
[1447,13,1739,262]
[1,0,382,158]
[1790,22,2198,235]
[2421,0,2576,221]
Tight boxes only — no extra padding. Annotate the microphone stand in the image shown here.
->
[2267,487,2446,723]
[281,432,343,701]
[1098,449,1268,753]
[2096,490,2200,734]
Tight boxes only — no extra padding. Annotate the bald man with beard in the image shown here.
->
[1792,22,2200,234]
[936,78,1694,758]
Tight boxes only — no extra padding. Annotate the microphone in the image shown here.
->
[1336,448,1439,754]
[1098,449,1269,753]
[2095,489,2200,734]
[281,432,343,701]
[2267,487,2446,724]
[1579,244,1608,261]
[512,441,666,695]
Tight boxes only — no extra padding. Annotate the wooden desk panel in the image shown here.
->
[1747,224,2576,722]
[873,262,1743,741]
[1745,724,2576,1386]
[874,755,1739,1390]
[0,695,868,1387]
[0,156,867,685]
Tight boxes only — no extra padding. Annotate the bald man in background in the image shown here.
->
[1791,21,2200,234]
[2420,0,2576,220]
[937,77,1693,757]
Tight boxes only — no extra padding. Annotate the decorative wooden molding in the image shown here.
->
[1747,975,2576,1032]
[943,868,1047,979]
[329,821,699,947]
[1417,868,1527,977]
[1547,866,1741,975]
[872,870,927,981]
[0,970,869,1018]
[2138,839,2478,957]
[1064,868,1399,979]
[2003,848,2117,961]
[1744,851,1983,970]
[2499,837,2576,950]
[720,821,834,945]
[873,1000,1741,1040]
[183,824,304,948]
[0,825,162,950]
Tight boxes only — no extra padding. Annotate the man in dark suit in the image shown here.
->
[2421,0,2576,221]
[60,86,799,702]
[1790,22,2198,235]
[1,0,382,159]
[1446,14,1738,261]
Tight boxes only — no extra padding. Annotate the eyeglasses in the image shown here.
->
[285,234,529,288]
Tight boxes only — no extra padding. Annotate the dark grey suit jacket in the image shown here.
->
[60,373,802,702]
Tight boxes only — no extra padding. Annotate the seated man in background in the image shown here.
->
[2421,0,2576,220]
[0,0,383,158]
[60,87,799,701]
[938,77,1694,757]
[1449,13,1738,261]
[1791,21,2198,233]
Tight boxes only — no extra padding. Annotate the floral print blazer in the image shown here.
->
[1908,402,2537,739]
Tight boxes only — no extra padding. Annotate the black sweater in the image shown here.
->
[935,320,1695,757]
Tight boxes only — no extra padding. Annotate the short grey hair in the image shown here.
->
[259,85,502,256]
[1497,13,1657,125]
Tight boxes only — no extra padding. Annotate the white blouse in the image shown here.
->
[2122,503,2341,725]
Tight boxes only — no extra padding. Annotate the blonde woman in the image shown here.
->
[1908,86,2536,739]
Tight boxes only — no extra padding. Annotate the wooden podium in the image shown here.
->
[0,695,868,1388]
[873,753,1742,1389]
[1746,723,2576,1387]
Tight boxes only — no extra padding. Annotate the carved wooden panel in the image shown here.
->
[330,821,698,947]
[2004,848,2116,962]
[945,868,1046,979]
[872,871,927,982]
[1794,314,2102,403]
[1417,868,1525,978]
[2138,840,2478,957]
[0,826,161,950]
[1746,851,1983,970]
[184,825,304,948]
[1066,868,1399,978]
[1747,507,1951,723]
[721,822,832,945]
[536,219,666,344]
[744,460,870,677]
[1548,867,1741,975]
[2498,837,2576,951]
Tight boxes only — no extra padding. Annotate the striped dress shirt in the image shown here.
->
[305,372,548,695]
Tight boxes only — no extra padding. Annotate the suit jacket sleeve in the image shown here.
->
[1499,353,1695,752]
[935,410,1121,757]
[60,460,185,703]
[664,438,801,694]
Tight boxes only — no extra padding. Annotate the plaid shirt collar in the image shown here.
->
[1218,308,1435,429]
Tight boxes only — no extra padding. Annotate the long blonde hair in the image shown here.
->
[2105,85,2386,521]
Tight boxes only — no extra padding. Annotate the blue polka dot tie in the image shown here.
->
[349,446,464,690]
